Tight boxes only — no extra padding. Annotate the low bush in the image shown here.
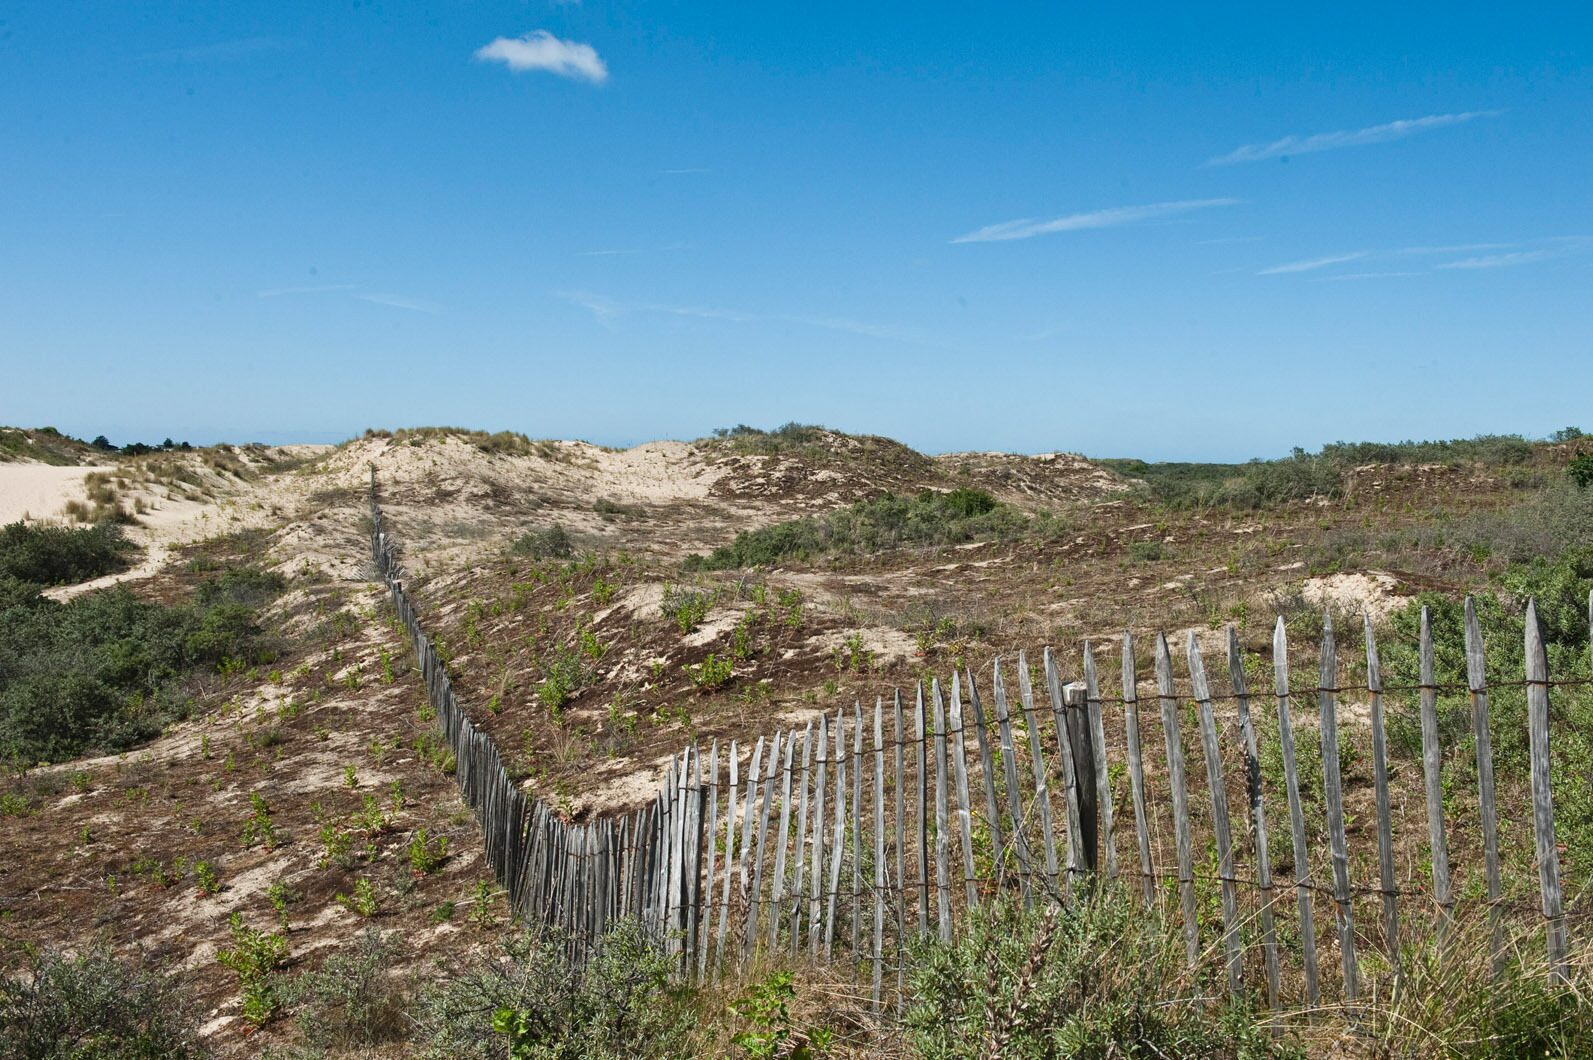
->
[0,521,133,586]
[0,946,204,1059]
[412,920,694,1060]
[282,929,410,1051]
[513,526,574,560]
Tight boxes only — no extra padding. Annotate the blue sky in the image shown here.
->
[1,3,1588,459]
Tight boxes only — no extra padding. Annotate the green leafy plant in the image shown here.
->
[684,653,735,691]
[215,913,289,1027]
[194,860,220,897]
[240,791,277,850]
[336,877,380,918]
[729,971,832,1059]
[408,828,450,875]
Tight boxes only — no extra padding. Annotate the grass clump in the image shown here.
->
[903,890,1296,1059]
[686,488,1019,570]
[513,525,574,560]
[282,929,410,1052]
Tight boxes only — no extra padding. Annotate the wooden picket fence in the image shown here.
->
[370,470,1578,1002]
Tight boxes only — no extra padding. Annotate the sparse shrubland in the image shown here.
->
[0,521,134,586]
[0,945,205,1059]
[684,488,1031,569]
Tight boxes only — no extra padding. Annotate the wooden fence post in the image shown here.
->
[1227,626,1280,1011]
[1188,632,1242,996]
[1274,617,1320,1009]
[1319,616,1358,1001]
[1527,598,1569,980]
[1464,597,1504,976]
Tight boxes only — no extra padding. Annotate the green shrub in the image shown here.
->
[216,913,290,1026]
[410,828,450,874]
[0,946,204,1060]
[0,521,133,586]
[684,653,735,690]
[536,646,588,712]
[413,920,694,1060]
[283,929,409,1051]
[661,586,714,633]
[1569,454,1593,489]
[513,526,574,560]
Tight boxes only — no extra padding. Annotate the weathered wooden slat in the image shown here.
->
[1154,633,1199,966]
[992,659,1034,904]
[872,698,887,1007]
[1527,598,1569,979]
[1228,626,1279,1011]
[811,714,829,958]
[825,711,847,957]
[1464,597,1504,975]
[1117,638,1154,905]
[769,728,796,951]
[791,723,812,955]
[1274,617,1320,1008]
[1363,614,1400,985]
[1083,642,1117,881]
[914,684,930,934]
[748,732,781,957]
[964,668,1006,884]
[851,702,865,955]
[1188,632,1242,996]
[949,672,979,907]
[737,737,765,960]
[714,741,738,978]
[700,740,720,978]
[931,679,953,941]
[1417,608,1454,942]
[1017,652,1060,900]
[893,689,906,942]
[1319,616,1358,1001]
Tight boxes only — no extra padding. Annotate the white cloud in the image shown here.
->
[556,290,924,343]
[475,31,608,83]
[1257,252,1369,275]
[355,293,442,313]
[1435,249,1555,270]
[951,198,1239,244]
[1206,110,1502,166]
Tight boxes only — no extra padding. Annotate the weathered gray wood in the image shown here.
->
[1083,642,1117,880]
[872,698,887,1007]
[1227,626,1280,1011]
[1188,632,1242,996]
[893,689,906,941]
[964,668,1006,883]
[1274,617,1320,1008]
[1017,652,1060,900]
[790,723,812,954]
[1417,608,1454,941]
[949,672,979,908]
[1318,616,1358,1001]
[737,737,766,960]
[714,741,739,977]
[1363,614,1400,985]
[931,679,953,941]
[851,702,864,955]
[1463,596,1504,975]
[914,684,930,934]
[701,742,720,976]
[825,711,847,957]
[748,731,781,956]
[685,747,703,973]
[811,714,828,958]
[1154,633,1199,966]
[1526,598,1569,979]
[992,659,1034,904]
[1118,635,1155,907]
[769,728,796,951]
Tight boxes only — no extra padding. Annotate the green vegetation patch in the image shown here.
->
[0,522,134,586]
[0,565,285,766]
[685,487,1026,570]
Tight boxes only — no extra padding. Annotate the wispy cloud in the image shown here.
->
[475,31,607,83]
[1207,110,1503,166]
[557,290,925,343]
[257,283,439,313]
[1257,251,1369,275]
[256,283,360,298]
[659,167,711,175]
[139,36,297,63]
[577,242,691,258]
[355,293,441,313]
[951,198,1239,244]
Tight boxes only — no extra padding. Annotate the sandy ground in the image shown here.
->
[0,463,115,524]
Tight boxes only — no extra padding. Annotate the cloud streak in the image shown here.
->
[951,198,1239,244]
[557,290,926,343]
[1256,252,1369,275]
[1207,110,1502,166]
[475,31,608,83]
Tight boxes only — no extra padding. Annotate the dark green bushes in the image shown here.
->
[513,526,574,560]
[0,946,204,1060]
[685,488,1021,570]
[0,566,285,765]
[0,521,133,586]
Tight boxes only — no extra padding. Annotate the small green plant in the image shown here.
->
[336,877,380,918]
[512,525,573,559]
[1569,453,1593,488]
[194,860,221,897]
[730,971,833,1059]
[408,828,449,875]
[319,823,356,869]
[353,793,390,835]
[684,653,735,690]
[662,585,713,633]
[430,901,457,923]
[344,764,358,788]
[216,913,289,1026]
[241,791,278,850]
[267,880,298,930]
[469,879,500,931]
